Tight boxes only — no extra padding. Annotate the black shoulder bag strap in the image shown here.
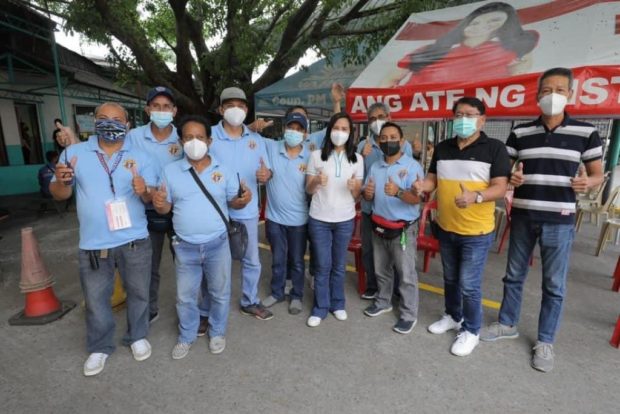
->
[188,167,231,231]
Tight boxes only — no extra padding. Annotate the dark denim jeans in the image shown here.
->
[148,227,174,315]
[79,237,152,354]
[308,217,354,319]
[437,228,494,335]
[498,215,575,343]
[266,220,307,301]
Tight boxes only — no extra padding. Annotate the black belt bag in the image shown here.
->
[146,209,173,233]
[371,214,411,239]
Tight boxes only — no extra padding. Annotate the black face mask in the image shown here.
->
[380,141,401,157]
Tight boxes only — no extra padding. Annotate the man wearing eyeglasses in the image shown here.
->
[412,96,510,357]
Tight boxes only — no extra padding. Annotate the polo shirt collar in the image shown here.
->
[180,155,220,171]
[278,140,308,159]
[534,112,572,128]
[87,135,132,153]
[379,153,408,167]
[215,121,252,141]
[448,131,489,147]
[144,122,178,144]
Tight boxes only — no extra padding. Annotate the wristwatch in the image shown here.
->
[396,189,404,198]
[475,191,484,204]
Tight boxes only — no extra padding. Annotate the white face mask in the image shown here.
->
[538,93,568,116]
[330,130,349,147]
[223,107,246,127]
[369,119,385,136]
[183,139,208,161]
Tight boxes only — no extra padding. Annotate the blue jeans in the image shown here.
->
[175,233,231,343]
[498,215,575,343]
[266,220,307,301]
[308,217,354,319]
[200,216,260,312]
[79,237,152,355]
[437,228,494,335]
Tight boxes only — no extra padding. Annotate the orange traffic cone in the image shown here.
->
[9,227,76,325]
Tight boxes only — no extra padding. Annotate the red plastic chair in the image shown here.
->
[347,210,365,294]
[417,199,440,273]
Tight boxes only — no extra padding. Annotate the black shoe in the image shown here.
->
[363,304,393,317]
[393,318,417,334]
[360,289,377,300]
[240,304,274,321]
[149,312,159,324]
[197,316,209,336]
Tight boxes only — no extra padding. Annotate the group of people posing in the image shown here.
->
[49,67,603,377]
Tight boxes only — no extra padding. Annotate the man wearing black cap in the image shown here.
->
[200,86,274,321]
[261,112,310,315]
[126,86,182,324]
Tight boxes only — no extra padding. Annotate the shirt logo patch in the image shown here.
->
[169,144,181,156]
[298,163,307,173]
[212,172,223,183]
[309,143,316,151]
[398,169,408,180]
[248,140,257,150]
[124,159,137,170]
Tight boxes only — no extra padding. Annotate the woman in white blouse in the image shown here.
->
[305,112,364,327]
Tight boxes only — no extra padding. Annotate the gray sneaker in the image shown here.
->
[261,295,283,308]
[209,336,226,354]
[172,342,191,360]
[531,342,554,372]
[289,299,302,315]
[480,322,519,342]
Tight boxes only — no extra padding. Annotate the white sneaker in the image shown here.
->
[333,310,348,321]
[209,336,226,354]
[130,339,152,361]
[450,331,480,357]
[83,353,108,376]
[428,314,463,334]
[307,316,321,327]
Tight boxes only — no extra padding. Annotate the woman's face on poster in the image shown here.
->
[463,11,508,39]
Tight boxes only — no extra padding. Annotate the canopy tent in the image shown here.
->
[346,0,620,121]
[254,50,368,121]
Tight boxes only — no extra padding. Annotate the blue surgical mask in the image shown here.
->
[95,119,127,142]
[283,129,304,147]
[150,111,173,129]
[453,117,478,139]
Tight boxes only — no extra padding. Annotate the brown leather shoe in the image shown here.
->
[197,316,208,336]
[240,303,273,321]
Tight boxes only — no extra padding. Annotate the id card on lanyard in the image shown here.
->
[97,151,132,231]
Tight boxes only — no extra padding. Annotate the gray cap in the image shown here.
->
[220,87,247,104]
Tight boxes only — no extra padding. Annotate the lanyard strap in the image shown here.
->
[96,152,124,196]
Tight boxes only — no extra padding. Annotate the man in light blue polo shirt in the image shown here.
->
[206,86,274,321]
[261,112,310,315]
[126,86,183,324]
[357,102,413,300]
[50,102,156,377]
[153,115,250,358]
[362,122,422,335]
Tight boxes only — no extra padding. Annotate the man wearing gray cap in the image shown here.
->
[199,86,274,321]
[126,86,183,324]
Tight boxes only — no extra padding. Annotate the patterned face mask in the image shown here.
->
[95,119,127,142]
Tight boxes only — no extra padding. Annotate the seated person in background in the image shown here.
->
[38,150,59,198]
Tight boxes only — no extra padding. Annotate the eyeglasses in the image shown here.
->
[454,112,481,118]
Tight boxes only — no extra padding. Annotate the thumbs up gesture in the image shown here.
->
[455,182,475,208]
[347,173,360,192]
[131,166,147,196]
[384,176,399,196]
[411,174,425,196]
[510,162,525,187]
[364,176,376,200]
[55,155,77,185]
[256,157,271,183]
[318,168,328,187]
[362,140,373,157]
[570,165,589,193]
[152,183,168,210]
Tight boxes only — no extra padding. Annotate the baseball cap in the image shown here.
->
[220,87,247,104]
[146,86,175,105]
[284,112,308,131]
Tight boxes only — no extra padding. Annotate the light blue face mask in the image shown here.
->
[150,111,174,129]
[453,117,478,139]
[283,129,304,147]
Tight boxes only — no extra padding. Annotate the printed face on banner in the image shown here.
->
[347,0,620,119]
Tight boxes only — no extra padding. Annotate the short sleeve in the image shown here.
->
[505,132,518,160]
[225,168,238,201]
[407,159,424,188]
[490,142,512,179]
[428,147,439,174]
[355,155,364,180]
[582,129,603,162]
[258,136,272,170]
[306,151,319,176]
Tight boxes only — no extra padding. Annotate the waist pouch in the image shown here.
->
[371,214,409,239]
[146,209,173,233]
